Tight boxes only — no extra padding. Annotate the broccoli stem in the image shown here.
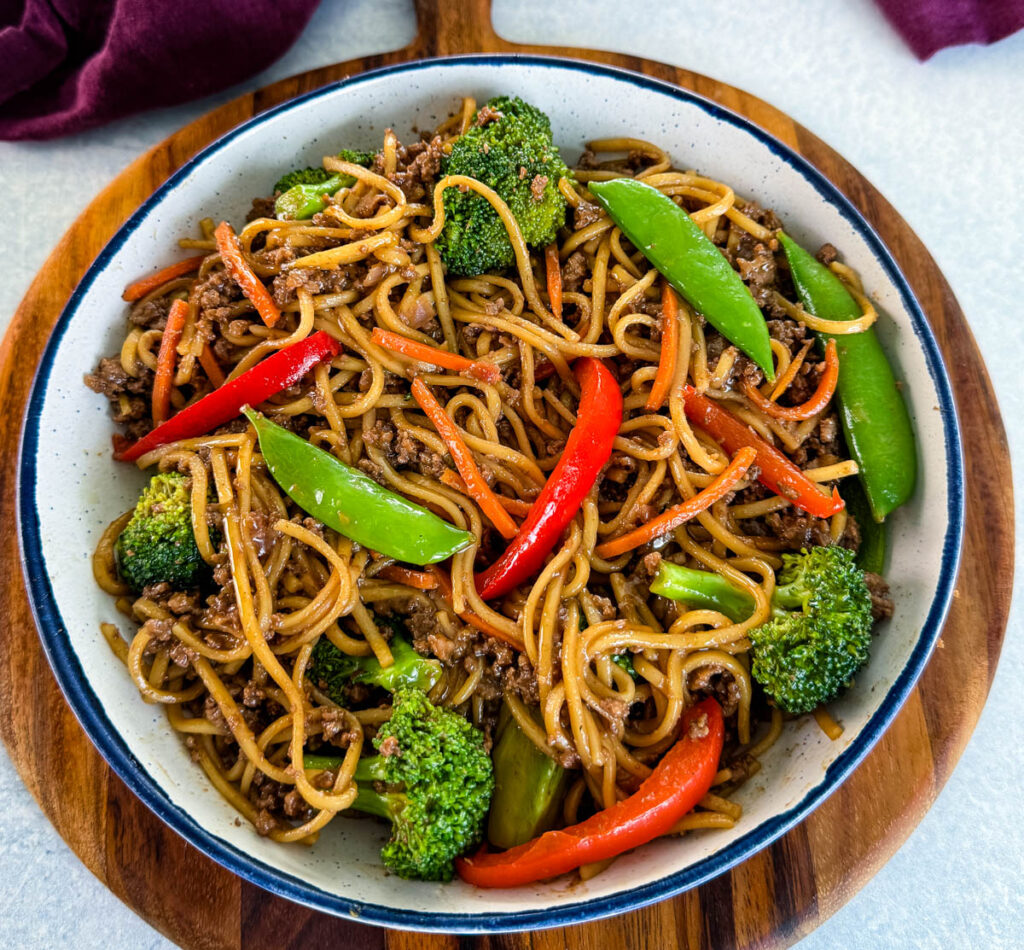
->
[302,752,387,782]
[649,561,757,622]
[370,638,442,693]
[309,635,441,704]
[303,753,404,820]
[351,786,404,821]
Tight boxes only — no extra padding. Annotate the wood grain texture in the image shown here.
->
[0,1,1013,948]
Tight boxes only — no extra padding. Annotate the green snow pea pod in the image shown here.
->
[777,231,916,521]
[244,408,473,564]
[588,177,775,381]
[842,475,887,574]
[487,707,569,850]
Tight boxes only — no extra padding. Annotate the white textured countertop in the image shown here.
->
[1,1,1020,947]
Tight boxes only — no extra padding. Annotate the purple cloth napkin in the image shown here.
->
[876,0,1024,59]
[0,0,321,140]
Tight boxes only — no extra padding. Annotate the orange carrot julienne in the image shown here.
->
[122,255,206,302]
[377,565,439,590]
[214,221,281,328]
[427,566,523,650]
[546,243,563,319]
[151,299,188,426]
[646,281,678,412]
[439,468,533,518]
[411,377,519,539]
[595,447,756,558]
[198,343,226,387]
[744,339,839,421]
[371,327,500,384]
[769,339,812,401]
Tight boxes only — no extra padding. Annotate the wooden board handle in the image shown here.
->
[411,0,507,55]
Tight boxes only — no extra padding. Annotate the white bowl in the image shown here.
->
[18,55,963,932]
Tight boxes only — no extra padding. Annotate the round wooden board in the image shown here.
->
[0,2,1013,948]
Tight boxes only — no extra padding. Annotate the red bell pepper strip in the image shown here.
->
[476,357,622,599]
[455,698,724,888]
[681,386,844,519]
[114,331,341,462]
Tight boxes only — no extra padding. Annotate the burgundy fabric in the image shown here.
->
[875,0,1024,59]
[0,0,321,140]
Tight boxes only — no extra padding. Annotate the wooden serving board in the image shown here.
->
[0,2,1013,948]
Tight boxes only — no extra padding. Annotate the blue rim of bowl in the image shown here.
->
[17,54,964,934]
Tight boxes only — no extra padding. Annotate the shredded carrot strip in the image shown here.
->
[427,566,522,649]
[371,327,500,384]
[546,243,563,319]
[769,339,812,401]
[744,339,839,421]
[377,565,439,590]
[198,343,226,387]
[646,281,678,412]
[595,447,756,558]
[122,255,206,302]
[439,468,533,518]
[411,378,519,539]
[151,299,188,425]
[214,221,281,327]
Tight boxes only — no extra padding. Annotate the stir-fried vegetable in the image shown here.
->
[213,221,281,327]
[245,408,473,564]
[304,689,493,881]
[777,232,916,521]
[455,698,723,888]
[437,96,570,276]
[371,327,501,383]
[411,377,519,539]
[743,338,840,421]
[595,446,756,558]
[115,330,341,461]
[681,386,844,519]
[477,357,623,599]
[309,634,442,699]
[273,149,375,220]
[151,298,188,426]
[588,177,775,380]
[841,478,887,574]
[651,546,874,713]
[122,254,206,302]
[487,709,569,850]
[115,472,205,592]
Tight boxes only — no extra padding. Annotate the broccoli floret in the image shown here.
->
[749,547,874,714]
[309,633,442,700]
[273,166,334,194]
[336,148,376,167]
[115,472,204,592]
[483,96,553,137]
[651,546,875,714]
[306,689,494,880]
[436,96,570,276]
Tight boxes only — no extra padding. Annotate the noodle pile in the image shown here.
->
[91,98,868,854]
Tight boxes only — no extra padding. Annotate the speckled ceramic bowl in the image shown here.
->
[18,56,963,932]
